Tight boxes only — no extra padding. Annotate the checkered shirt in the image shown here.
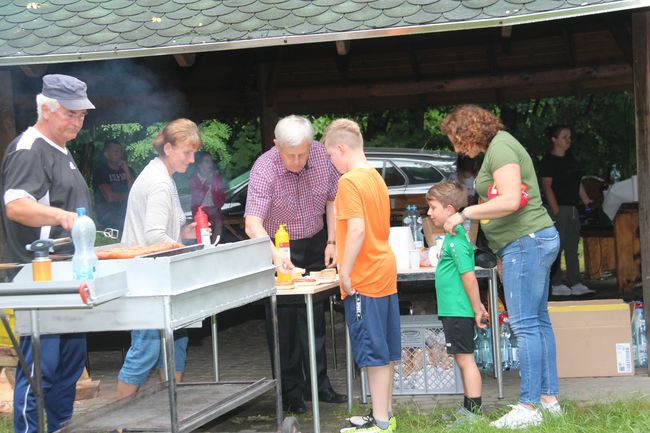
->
[244,141,339,240]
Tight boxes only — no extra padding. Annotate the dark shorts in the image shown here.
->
[440,316,475,354]
[344,293,401,368]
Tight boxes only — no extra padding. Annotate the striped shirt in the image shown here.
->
[245,141,339,240]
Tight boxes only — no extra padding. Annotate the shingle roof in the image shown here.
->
[0,0,647,66]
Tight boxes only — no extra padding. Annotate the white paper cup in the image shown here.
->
[409,249,420,269]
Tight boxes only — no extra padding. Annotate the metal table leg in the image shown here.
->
[360,368,369,404]
[488,267,504,399]
[211,315,219,381]
[271,295,283,431]
[305,293,320,433]
[329,295,338,370]
[31,311,45,433]
[163,298,179,433]
[346,323,353,413]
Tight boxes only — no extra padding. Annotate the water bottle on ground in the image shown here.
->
[510,326,520,370]
[632,301,648,368]
[72,207,98,280]
[500,313,512,371]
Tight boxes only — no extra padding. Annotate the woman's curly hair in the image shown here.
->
[440,105,505,155]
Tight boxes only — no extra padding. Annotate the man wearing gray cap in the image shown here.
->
[0,74,95,433]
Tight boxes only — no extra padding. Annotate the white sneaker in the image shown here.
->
[541,400,563,417]
[490,404,542,429]
[570,283,595,295]
[552,284,572,296]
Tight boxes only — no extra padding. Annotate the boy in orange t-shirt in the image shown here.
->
[323,119,399,433]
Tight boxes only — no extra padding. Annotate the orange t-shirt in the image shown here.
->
[335,168,397,299]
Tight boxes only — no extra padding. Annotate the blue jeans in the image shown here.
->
[497,226,560,405]
[118,329,188,385]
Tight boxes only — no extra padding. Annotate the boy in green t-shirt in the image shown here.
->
[426,181,489,424]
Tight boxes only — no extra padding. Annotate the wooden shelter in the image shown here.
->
[1,1,649,366]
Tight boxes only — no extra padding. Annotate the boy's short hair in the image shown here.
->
[426,181,468,211]
[323,118,363,149]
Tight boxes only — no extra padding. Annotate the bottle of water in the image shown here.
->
[500,313,512,371]
[478,327,493,371]
[473,326,483,369]
[72,207,98,280]
[510,326,520,370]
[402,205,413,240]
[610,164,622,184]
[632,302,648,368]
[412,205,424,244]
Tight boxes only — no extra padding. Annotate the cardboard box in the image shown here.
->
[549,299,634,378]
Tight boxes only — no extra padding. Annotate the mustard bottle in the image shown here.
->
[274,224,292,283]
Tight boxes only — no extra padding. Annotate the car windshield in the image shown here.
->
[225,171,250,194]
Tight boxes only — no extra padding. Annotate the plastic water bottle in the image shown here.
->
[500,313,512,371]
[412,205,424,244]
[402,206,413,239]
[478,327,493,371]
[473,327,483,368]
[510,327,520,370]
[71,207,98,280]
[632,302,648,368]
[610,164,622,184]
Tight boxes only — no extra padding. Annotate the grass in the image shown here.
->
[393,396,650,433]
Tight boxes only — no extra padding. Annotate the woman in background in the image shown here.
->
[116,118,202,399]
[540,125,594,296]
[190,151,225,241]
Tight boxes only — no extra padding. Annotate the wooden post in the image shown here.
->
[258,62,278,152]
[0,71,17,264]
[632,11,650,375]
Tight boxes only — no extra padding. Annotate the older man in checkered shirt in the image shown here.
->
[245,115,346,414]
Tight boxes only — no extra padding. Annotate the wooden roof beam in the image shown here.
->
[20,64,47,77]
[562,25,576,68]
[335,41,349,56]
[173,53,196,67]
[409,46,421,82]
[609,20,634,65]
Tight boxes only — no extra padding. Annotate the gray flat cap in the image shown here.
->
[42,74,95,110]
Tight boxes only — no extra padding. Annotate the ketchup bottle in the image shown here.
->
[194,205,211,245]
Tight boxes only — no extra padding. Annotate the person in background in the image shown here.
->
[189,151,225,241]
[426,181,488,425]
[324,119,399,433]
[245,115,345,414]
[0,74,95,433]
[93,140,134,233]
[116,119,202,399]
[540,125,594,296]
[457,155,479,205]
[440,105,561,430]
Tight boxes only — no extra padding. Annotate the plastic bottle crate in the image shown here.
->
[393,315,464,395]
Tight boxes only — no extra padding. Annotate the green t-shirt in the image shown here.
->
[475,131,554,252]
[435,225,475,318]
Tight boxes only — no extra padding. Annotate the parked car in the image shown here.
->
[186,148,457,241]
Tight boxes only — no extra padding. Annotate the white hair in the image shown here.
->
[274,115,314,147]
[36,94,60,120]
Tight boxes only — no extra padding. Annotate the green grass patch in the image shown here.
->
[393,396,650,432]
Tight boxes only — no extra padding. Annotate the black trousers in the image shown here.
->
[266,228,332,402]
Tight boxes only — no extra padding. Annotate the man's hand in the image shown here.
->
[274,255,294,275]
[56,210,78,232]
[474,303,489,329]
[339,273,356,296]
[324,243,337,268]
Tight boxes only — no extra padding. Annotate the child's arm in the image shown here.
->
[461,271,489,328]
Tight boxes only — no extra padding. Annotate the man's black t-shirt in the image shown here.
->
[0,127,90,263]
[539,151,582,207]
[92,164,132,215]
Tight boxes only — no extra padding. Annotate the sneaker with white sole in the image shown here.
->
[348,410,396,431]
[541,400,563,417]
[490,404,542,429]
[552,284,572,296]
[341,415,393,432]
[570,283,595,295]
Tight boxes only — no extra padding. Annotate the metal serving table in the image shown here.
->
[0,237,285,433]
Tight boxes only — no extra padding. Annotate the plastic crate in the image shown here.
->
[393,315,464,395]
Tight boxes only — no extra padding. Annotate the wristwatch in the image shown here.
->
[458,207,467,221]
